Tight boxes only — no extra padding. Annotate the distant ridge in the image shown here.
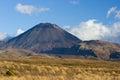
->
[76,40,120,59]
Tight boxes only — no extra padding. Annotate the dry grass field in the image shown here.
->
[0,56,119,80]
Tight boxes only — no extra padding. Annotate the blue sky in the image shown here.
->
[0,0,120,43]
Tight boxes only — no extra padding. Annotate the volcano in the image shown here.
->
[6,23,81,54]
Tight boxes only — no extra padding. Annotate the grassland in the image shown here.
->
[0,56,119,80]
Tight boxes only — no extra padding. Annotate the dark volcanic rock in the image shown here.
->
[0,41,6,48]
[6,23,81,54]
[110,52,120,59]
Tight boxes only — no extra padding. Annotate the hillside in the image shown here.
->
[0,48,37,58]
[76,40,120,59]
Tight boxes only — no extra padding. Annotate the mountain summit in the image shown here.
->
[6,23,81,53]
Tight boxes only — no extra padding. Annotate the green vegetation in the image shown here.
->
[0,57,119,80]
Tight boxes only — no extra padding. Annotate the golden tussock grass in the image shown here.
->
[0,57,119,80]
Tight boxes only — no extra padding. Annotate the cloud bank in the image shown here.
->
[65,7,120,43]
[66,19,120,43]
[16,3,50,15]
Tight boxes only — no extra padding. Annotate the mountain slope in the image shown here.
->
[76,40,120,59]
[0,48,37,58]
[6,23,81,54]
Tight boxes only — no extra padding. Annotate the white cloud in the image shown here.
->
[115,11,120,19]
[107,7,116,18]
[0,29,25,41]
[105,22,120,43]
[107,7,120,19]
[70,0,79,5]
[63,25,71,29]
[15,3,50,15]
[66,19,120,43]
[66,19,110,40]
[16,29,25,36]
[0,33,8,41]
